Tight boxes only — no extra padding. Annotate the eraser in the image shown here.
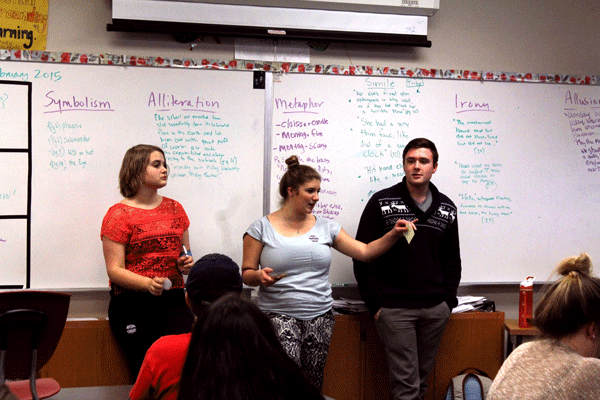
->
[163,278,172,290]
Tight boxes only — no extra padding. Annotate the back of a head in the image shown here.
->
[185,253,243,314]
[534,253,600,339]
[178,295,324,400]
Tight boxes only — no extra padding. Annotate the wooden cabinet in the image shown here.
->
[39,319,134,388]
[40,312,504,396]
[323,312,505,400]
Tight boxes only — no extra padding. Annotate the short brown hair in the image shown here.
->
[402,138,439,165]
[118,144,166,198]
[278,155,320,205]
[534,253,600,339]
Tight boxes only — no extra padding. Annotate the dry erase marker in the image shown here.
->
[182,245,191,256]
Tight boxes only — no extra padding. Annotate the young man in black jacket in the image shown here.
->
[353,137,461,400]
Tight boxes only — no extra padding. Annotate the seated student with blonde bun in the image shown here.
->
[488,253,600,400]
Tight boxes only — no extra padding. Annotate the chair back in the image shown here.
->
[0,291,70,380]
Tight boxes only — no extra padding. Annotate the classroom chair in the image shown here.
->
[0,291,71,400]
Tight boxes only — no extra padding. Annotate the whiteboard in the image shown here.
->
[271,73,600,284]
[0,61,264,289]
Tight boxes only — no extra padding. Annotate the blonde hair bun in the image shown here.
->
[556,253,592,278]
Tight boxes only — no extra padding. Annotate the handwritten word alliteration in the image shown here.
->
[148,92,220,111]
[275,97,324,113]
[43,91,114,114]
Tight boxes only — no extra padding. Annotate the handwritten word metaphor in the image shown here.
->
[275,97,324,114]
[43,91,114,114]
[148,92,220,112]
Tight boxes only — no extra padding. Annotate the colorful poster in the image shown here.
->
[0,0,48,50]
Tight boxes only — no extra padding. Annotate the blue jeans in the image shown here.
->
[375,302,451,400]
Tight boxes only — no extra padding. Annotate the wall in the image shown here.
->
[43,0,599,319]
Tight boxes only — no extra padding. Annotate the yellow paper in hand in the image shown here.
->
[403,224,415,244]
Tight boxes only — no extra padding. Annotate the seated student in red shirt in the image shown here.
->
[129,253,243,400]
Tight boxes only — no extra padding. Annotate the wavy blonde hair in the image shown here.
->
[534,253,600,339]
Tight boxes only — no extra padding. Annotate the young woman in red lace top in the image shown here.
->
[101,144,195,377]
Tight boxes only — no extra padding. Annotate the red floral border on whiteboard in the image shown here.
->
[0,49,597,85]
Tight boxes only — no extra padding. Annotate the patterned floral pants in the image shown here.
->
[267,310,335,390]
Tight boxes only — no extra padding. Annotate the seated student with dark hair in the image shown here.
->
[177,295,325,400]
[129,253,243,400]
[489,253,600,399]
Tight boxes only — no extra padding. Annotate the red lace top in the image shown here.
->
[101,197,190,294]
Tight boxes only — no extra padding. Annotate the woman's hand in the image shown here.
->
[258,268,276,287]
[390,219,418,237]
[147,277,166,296]
[177,254,194,275]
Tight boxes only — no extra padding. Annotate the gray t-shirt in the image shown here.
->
[246,216,342,320]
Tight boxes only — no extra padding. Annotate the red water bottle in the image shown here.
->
[519,276,535,328]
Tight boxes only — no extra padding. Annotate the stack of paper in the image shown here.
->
[332,298,369,314]
[333,296,490,314]
[452,296,487,313]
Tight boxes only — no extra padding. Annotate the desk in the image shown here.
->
[503,319,539,357]
[323,312,505,400]
[41,314,504,400]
